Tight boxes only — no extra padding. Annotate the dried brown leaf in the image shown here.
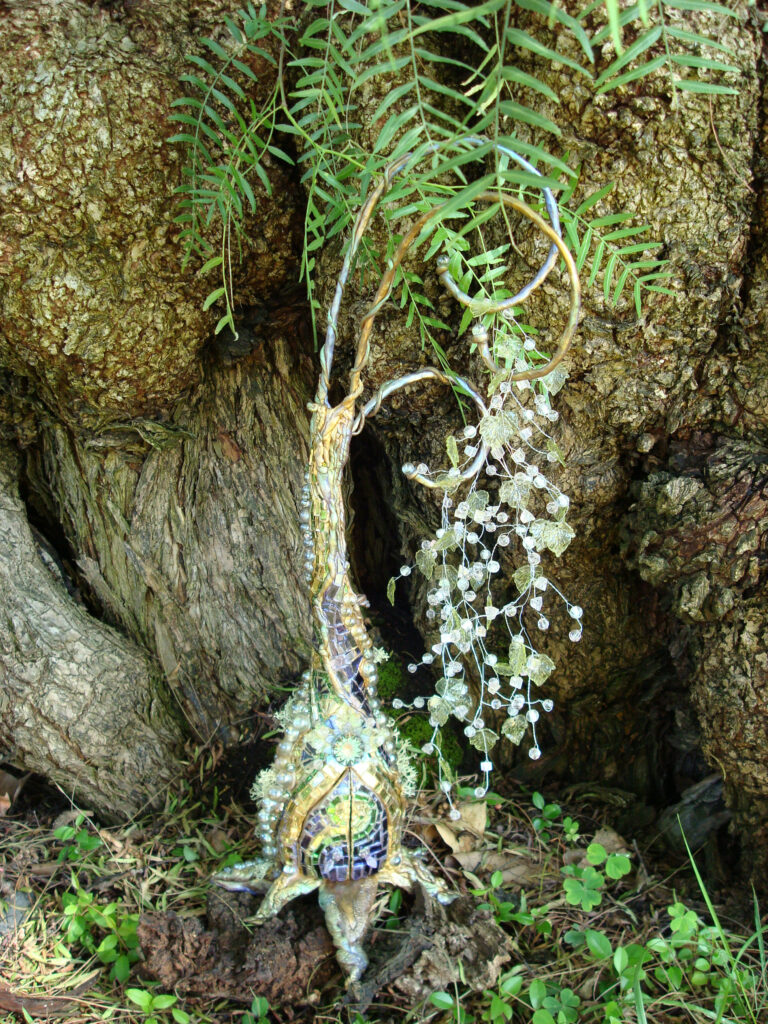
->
[0,769,29,814]
[593,826,630,855]
[451,848,545,887]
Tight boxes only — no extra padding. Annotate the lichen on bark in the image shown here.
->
[0,0,301,423]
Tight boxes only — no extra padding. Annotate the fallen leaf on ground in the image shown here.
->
[0,770,30,815]
[450,847,545,887]
[0,977,96,1016]
[434,801,488,852]
[50,809,93,831]
[593,826,630,855]
[26,862,61,878]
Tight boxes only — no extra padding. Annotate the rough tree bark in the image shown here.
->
[0,441,182,818]
[0,0,766,884]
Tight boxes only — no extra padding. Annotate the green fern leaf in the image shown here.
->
[673,80,739,96]
[506,27,588,75]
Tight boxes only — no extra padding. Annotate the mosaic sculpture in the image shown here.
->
[213,140,580,984]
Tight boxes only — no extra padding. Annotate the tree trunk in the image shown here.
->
[0,442,182,819]
[1,0,767,886]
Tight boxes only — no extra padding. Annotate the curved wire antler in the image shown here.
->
[317,138,581,487]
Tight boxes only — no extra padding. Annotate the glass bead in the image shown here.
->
[480,760,493,772]
[542,700,554,712]
[400,565,412,575]
[537,616,549,630]
[529,747,542,760]
[449,808,462,820]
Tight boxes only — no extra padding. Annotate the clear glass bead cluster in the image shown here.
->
[392,338,582,813]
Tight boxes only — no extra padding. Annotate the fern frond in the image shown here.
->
[561,180,670,312]
[588,0,742,97]
[169,0,698,352]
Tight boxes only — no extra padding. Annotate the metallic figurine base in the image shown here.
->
[213,667,455,984]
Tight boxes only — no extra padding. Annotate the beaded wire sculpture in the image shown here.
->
[213,139,580,984]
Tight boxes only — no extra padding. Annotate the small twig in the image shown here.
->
[709,97,755,195]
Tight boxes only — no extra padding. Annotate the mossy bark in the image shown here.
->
[0,0,766,889]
